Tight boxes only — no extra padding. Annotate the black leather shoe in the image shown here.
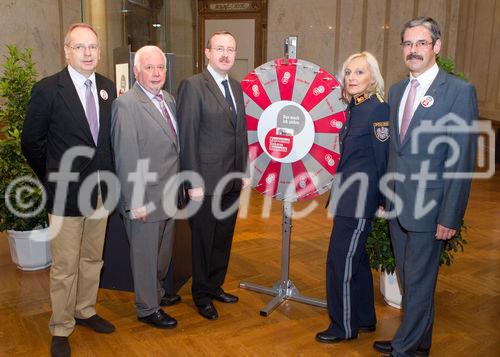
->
[373,340,430,356]
[138,309,177,329]
[160,294,181,306]
[315,329,357,344]
[75,314,115,333]
[51,336,70,357]
[213,292,239,303]
[197,302,218,320]
[358,324,376,332]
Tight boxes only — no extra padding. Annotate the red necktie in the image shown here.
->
[154,93,178,144]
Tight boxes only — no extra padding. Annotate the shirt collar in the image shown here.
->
[67,64,96,89]
[207,64,229,85]
[409,62,439,87]
[137,82,159,101]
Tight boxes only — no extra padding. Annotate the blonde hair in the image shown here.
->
[339,51,384,101]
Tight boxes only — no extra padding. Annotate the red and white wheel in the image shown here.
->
[241,58,347,202]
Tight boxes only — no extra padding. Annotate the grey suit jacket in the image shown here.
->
[111,83,180,222]
[385,69,478,232]
[176,69,248,195]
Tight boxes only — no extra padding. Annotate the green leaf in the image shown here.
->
[0,45,47,231]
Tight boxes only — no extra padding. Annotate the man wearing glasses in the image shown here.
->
[177,31,250,320]
[373,17,477,356]
[22,23,116,357]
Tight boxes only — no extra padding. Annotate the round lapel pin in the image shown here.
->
[421,95,434,108]
[99,89,109,100]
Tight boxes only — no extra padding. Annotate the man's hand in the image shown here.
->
[375,206,385,218]
[131,206,147,222]
[188,187,204,201]
[435,224,456,240]
[242,177,252,189]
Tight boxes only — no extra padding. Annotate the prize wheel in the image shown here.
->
[241,58,347,202]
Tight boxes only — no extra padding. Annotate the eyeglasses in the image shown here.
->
[211,46,236,55]
[143,64,166,72]
[401,40,433,50]
[66,44,99,53]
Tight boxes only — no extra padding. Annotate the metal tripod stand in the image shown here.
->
[239,201,326,316]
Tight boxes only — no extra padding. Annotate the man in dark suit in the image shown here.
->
[21,23,117,357]
[373,17,477,357]
[177,31,249,320]
[111,45,179,330]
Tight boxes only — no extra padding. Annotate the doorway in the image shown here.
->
[198,0,268,80]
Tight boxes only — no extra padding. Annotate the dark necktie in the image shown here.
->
[154,93,178,144]
[84,79,99,145]
[221,79,237,127]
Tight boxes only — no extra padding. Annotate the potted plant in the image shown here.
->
[0,45,50,270]
[366,218,467,308]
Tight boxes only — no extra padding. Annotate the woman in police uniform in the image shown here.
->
[316,52,389,344]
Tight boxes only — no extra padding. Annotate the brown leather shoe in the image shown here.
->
[51,336,70,357]
[75,314,115,333]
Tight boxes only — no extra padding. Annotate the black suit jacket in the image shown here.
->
[21,67,117,216]
[176,69,248,195]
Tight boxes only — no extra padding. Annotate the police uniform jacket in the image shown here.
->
[334,93,390,218]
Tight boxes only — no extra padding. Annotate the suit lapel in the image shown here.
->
[400,70,446,147]
[230,77,245,132]
[203,70,235,126]
[57,68,95,146]
[132,84,178,151]
[391,78,409,148]
[95,74,111,147]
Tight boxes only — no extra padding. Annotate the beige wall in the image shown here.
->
[1,0,498,121]
[0,0,81,78]
[456,0,500,121]
[267,0,499,121]
[166,0,197,92]
[267,0,460,93]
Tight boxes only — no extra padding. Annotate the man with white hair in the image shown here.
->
[111,45,179,329]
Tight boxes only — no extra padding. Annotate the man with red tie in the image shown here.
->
[111,45,179,330]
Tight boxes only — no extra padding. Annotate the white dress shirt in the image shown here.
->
[398,63,439,133]
[207,64,237,114]
[137,83,178,135]
[67,65,100,128]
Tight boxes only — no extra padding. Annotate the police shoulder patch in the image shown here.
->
[373,121,389,142]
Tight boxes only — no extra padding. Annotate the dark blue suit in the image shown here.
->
[326,93,389,338]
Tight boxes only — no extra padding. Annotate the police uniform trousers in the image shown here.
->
[389,218,443,357]
[326,216,376,338]
[189,187,241,307]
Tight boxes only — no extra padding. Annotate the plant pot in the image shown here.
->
[380,271,402,309]
[7,228,51,271]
